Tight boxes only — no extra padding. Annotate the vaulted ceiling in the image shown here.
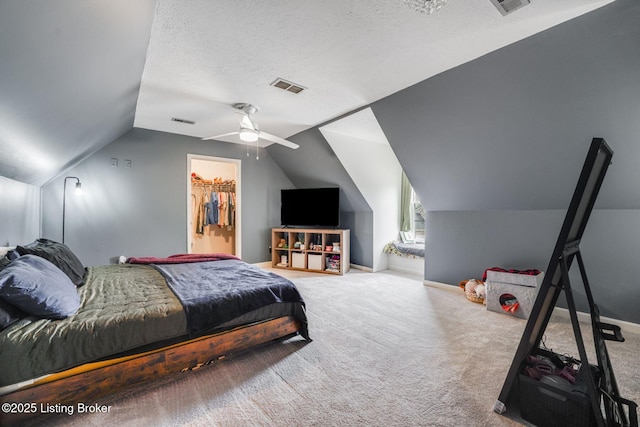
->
[0,0,614,185]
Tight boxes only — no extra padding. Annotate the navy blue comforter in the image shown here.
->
[152,259,309,339]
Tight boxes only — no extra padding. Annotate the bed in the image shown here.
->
[0,239,309,423]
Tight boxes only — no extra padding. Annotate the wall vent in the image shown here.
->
[270,78,306,94]
[490,0,530,16]
[171,117,196,125]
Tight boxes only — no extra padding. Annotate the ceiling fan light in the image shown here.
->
[239,128,258,142]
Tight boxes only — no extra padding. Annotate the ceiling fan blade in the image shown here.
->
[236,113,257,131]
[202,131,239,141]
[258,131,299,149]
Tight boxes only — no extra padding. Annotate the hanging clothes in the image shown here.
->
[208,191,219,226]
[194,190,205,234]
[191,178,236,231]
[227,191,234,229]
[218,191,227,227]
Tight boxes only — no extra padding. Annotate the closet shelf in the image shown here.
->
[191,180,236,192]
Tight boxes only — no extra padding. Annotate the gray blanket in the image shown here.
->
[153,259,309,339]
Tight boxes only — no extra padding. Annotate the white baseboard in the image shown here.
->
[423,280,459,293]
[350,263,373,273]
[553,307,640,336]
[389,266,423,276]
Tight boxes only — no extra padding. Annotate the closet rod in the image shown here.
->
[191,181,236,192]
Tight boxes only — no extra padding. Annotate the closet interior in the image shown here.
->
[189,157,238,256]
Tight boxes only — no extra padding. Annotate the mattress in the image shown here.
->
[0,264,187,388]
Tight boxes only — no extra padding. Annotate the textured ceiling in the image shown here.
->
[134,0,614,147]
[0,0,615,185]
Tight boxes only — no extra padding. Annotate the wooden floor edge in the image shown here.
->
[0,316,301,424]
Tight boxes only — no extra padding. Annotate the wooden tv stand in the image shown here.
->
[271,228,350,275]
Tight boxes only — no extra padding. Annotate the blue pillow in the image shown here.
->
[0,298,25,331]
[0,256,10,272]
[0,255,80,319]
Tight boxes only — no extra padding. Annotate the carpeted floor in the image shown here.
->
[20,269,640,426]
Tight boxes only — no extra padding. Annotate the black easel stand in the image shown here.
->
[557,242,637,427]
[494,138,638,427]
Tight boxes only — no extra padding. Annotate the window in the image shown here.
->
[412,190,425,244]
[400,172,425,244]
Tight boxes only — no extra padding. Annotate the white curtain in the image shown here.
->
[400,171,412,232]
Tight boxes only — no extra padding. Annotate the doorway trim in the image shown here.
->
[186,154,241,258]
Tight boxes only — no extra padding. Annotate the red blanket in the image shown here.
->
[482,267,541,282]
[127,253,240,264]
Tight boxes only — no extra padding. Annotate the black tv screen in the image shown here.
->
[281,188,340,227]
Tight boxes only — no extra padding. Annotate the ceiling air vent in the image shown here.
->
[270,78,306,94]
[171,117,196,125]
[490,0,530,16]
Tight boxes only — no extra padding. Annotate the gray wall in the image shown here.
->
[41,128,293,267]
[267,127,374,268]
[372,0,640,323]
[0,176,40,246]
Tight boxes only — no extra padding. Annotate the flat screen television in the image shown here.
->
[281,187,340,227]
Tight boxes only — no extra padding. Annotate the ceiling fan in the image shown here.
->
[202,103,299,153]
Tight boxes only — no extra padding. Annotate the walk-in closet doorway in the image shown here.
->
[187,154,241,257]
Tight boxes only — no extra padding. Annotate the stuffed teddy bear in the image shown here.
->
[475,283,486,299]
[459,278,486,303]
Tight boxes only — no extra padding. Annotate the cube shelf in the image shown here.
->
[271,228,350,275]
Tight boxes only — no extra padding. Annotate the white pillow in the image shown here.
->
[0,247,16,257]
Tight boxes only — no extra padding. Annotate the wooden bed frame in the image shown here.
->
[0,316,302,424]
